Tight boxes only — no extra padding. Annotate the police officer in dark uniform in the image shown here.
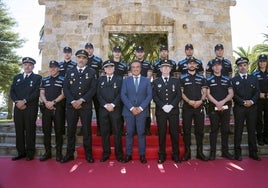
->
[252,54,268,145]
[153,45,177,79]
[10,57,42,161]
[180,57,208,161]
[111,46,128,78]
[61,49,97,163]
[85,42,103,136]
[206,44,233,78]
[206,58,234,160]
[130,46,153,135]
[153,60,182,163]
[39,61,65,162]
[231,57,260,161]
[58,46,77,77]
[97,60,124,162]
[178,44,204,76]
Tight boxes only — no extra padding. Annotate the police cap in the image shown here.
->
[214,44,224,51]
[235,57,249,66]
[113,46,122,52]
[49,60,59,68]
[63,46,72,53]
[187,57,197,64]
[160,45,168,51]
[212,58,222,66]
[258,54,268,62]
[135,46,144,52]
[85,42,94,49]
[160,59,172,67]
[102,60,115,68]
[185,44,194,50]
[22,57,36,65]
[75,49,89,58]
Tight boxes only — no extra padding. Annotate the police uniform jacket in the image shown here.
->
[180,73,207,108]
[10,73,42,106]
[206,74,232,108]
[97,75,123,113]
[152,77,181,115]
[58,60,77,77]
[40,74,65,106]
[153,59,177,78]
[231,74,259,106]
[87,55,102,77]
[178,58,203,75]
[206,58,232,77]
[113,60,128,77]
[252,70,268,95]
[63,66,97,109]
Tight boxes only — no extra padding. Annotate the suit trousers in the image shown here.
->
[66,107,93,158]
[14,105,38,156]
[256,99,268,140]
[124,115,146,156]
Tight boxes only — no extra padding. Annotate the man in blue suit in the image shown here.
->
[121,60,152,163]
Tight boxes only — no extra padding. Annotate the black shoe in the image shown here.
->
[209,152,216,161]
[140,155,147,164]
[56,152,63,162]
[39,153,52,161]
[234,155,242,161]
[86,157,95,163]
[26,155,34,161]
[172,155,180,163]
[116,157,125,163]
[12,154,26,161]
[100,156,109,162]
[61,155,74,163]
[157,156,165,164]
[124,155,132,163]
[222,152,234,160]
[258,139,265,146]
[182,151,191,161]
[196,152,209,161]
[249,153,261,161]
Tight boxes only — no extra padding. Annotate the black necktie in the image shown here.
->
[242,75,246,80]
[108,77,111,83]
[164,77,168,85]
[25,74,29,79]
[79,69,83,73]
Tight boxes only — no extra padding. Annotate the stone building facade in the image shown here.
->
[38,0,236,75]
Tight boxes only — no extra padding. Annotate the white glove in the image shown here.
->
[162,105,169,113]
[165,105,174,113]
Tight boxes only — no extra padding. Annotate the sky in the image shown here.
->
[2,0,268,72]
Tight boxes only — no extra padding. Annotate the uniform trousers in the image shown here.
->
[256,99,268,141]
[233,105,258,156]
[66,107,93,158]
[14,105,38,156]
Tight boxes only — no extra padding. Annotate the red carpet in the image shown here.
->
[0,156,267,188]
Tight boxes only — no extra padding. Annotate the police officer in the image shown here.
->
[97,60,124,162]
[85,42,103,136]
[152,60,182,163]
[62,49,97,163]
[178,44,204,76]
[110,46,128,78]
[206,58,234,160]
[58,46,77,77]
[231,57,260,161]
[130,46,153,136]
[180,57,208,161]
[252,54,268,145]
[153,45,177,79]
[10,57,42,161]
[206,44,233,78]
[39,61,65,162]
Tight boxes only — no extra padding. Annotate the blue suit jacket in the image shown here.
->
[121,76,152,117]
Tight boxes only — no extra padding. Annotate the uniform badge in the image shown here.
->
[186,78,189,82]
[71,73,74,77]
[172,84,175,92]
[17,79,21,82]
[30,81,33,87]
[211,79,215,83]
[86,73,89,79]
[101,82,104,86]
[114,82,117,88]
[235,81,240,85]
[158,84,162,88]
[46,80,49,83]
[70,81,73,85]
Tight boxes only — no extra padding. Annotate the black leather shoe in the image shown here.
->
[209,152,216,161]
[12,154,26,161]
[100,156,109,162]
[140,155,147,164]
[26,155,34,161]
[182,150,191,161]
[86,157,95,163]
[56,152,63,162]
[172,155,180,163]
[234,155,242,161]
[116,157,125,163]
[39,153,52,161]
[61,155,74,163]
[124,155,132,163]
[249,153,261,161]
[196,152,209,161]
[158,157,165,164]
[222,152,234,160]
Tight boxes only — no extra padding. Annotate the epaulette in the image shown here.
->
[252,70,260,76]
[180,73,189,79]
[222,75,230,80]
[178,58,187,65]
[206,75,215,81]
[93,56,102,63]
[196,73,205,79]
[42,76,51,81]
[58,76,65,81]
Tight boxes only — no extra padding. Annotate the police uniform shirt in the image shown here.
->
[113,60,128,77]
[63,66,97,107]
[87,55,103,77]
[206,75,232,106]
[153,59,177,78]
[58,60,77,77]
[178,58,204,75]
[206,58,232,77]
[97,75,123,108]
[40,75,64,101]
[180,73,207,102]
[231,74,259,106]
[252,70,268,94]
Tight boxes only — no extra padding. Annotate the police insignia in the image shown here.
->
[236,81,239,85]
[211,79,215,83]
[186,78,189,82]
[71,73,74,77]
[158,84,162,88]
[114,82,117,88]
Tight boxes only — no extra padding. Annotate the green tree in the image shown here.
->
[0,1,24,118]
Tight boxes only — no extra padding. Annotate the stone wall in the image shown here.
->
[38,0,236,75]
